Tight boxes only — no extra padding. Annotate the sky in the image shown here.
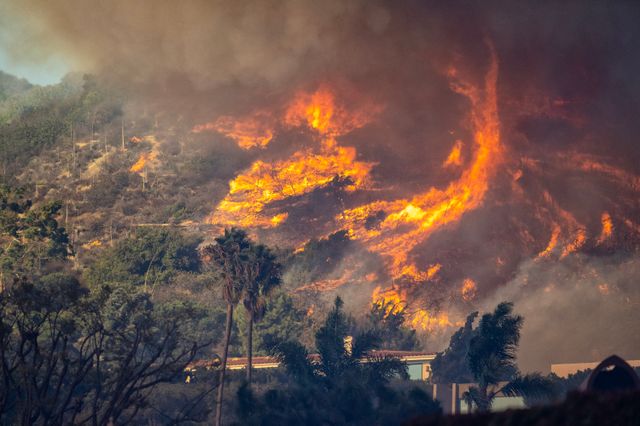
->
[0,45,70,85]
[0,1,71,86]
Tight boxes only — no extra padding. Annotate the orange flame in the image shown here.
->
[81,239,102,250]
[597,212,613,244]
[130,151,158,173]
[561,228,586,258]
[193,111,274,150]
[283,88,377,138]
[461,278,477,302]
[129,135,160,174]
[372,284,460,332]
[409,309,458,332]
[340,46,502,280]
[537,224,561,258]
[209,88,378,228]
[443,140,463,167]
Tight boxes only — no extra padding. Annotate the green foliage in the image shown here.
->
[430,311,478,383]
[235,296,441,425]
[236,292,306,355]
[0,71,32,102]
[0,185,70,283]
[0,105,68,173]
[202,228,255,305]
[0,274,214,424]
[241,242,282,322]
[367,300,419,351]
[0,71,123,175]
[84,227,202,289]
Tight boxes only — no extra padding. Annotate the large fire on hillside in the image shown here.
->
[193,38,640,339]
[11,0,639,370]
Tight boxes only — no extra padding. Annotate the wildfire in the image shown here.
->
[193,111,274,149]
[340,45,502,280]
[81,239,102,250]
[561,228,586,258]
[130,151,158,173]
[372,284,460,332]
[129,135,161,174]
[409,309,458,332]
[537,224,561,258]
[372,285,406,316]
[597,212,613,244]
[461,278,477,302]
[283,88,378,137]
[443,140,463,167]
[209,87,378,228]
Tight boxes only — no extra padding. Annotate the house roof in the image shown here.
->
[189,350,436,371]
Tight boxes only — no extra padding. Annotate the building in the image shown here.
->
[188,350,436,381]
[551,358,640,378]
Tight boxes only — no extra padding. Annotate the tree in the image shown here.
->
[240,243,281,384]
[200,228,254,426]
[84,227,202,291]
[430,311,478,384]
[463,302,554,411]
[367,299,419,351]
[236,297,441,425]
[0,273,213,425]
[236,291,306,357]
[0,185,70,289]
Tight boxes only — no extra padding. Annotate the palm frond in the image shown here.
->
[463,386,490,412]
[500,373,556,405]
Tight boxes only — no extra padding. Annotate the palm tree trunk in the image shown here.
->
[480,385,490,412]
[246,315,253,384]
[215,303,234,426]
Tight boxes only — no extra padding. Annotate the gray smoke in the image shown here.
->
[477,254,640,372]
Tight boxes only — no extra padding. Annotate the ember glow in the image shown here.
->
[129,151,157,173]
[443,140,463,168]
[129,135,160,174]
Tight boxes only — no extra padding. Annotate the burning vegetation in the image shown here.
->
[2,0,639,377]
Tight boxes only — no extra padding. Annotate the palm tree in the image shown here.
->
[241,243,281,384]
[201,228,253,426]
[236,297,441,425]
[463,302,554,412]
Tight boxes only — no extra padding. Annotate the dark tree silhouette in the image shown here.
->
[236,297,441,425]
[0,274,211,425]
[201,228,253,426]
[462,302,554,411]
[241,243,281,385]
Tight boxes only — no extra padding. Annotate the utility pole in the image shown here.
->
[71,124,76,172]
[121,117,125,151]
